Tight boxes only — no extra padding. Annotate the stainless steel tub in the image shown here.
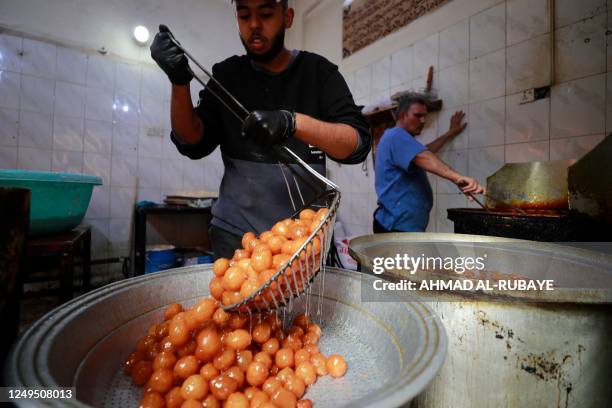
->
[350,233,612,408]
[5,266,446,407]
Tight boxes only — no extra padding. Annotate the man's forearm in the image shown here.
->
[170,84,203,144]
[294,113,358,160]
[413,150,461,183]
[426,132,453,153]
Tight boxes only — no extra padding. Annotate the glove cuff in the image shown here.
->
[281,110,297,140]
[169,69,193,86]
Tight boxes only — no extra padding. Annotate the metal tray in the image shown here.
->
[5,266,446,408]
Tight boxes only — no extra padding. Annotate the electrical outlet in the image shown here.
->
[519,88,535,105]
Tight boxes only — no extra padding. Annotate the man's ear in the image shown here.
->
[284,7,295,28]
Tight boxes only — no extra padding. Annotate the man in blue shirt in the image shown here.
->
[373,95,484,232]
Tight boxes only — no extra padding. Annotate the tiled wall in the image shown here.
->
[0,34,223,282]
[333,0,609,237]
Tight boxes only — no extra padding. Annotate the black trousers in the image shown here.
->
[209,224,242,260]
[372,217,401,233]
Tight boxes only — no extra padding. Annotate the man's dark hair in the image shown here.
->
[395,94,427,117]
[232,0,289,8]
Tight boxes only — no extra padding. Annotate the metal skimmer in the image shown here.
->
[161,25,341,314]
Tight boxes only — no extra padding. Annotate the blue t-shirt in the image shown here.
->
[374,127,433,231]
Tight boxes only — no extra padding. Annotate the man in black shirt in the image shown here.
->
[151,0,370,258]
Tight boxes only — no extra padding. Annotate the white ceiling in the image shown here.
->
[0,0,245,66]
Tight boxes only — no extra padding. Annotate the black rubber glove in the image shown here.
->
[150,25,193,85]
[242,110,296,146]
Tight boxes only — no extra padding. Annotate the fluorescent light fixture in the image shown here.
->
[133,26,150,44]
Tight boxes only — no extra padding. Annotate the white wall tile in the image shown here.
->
[115,62,141,97]
[190,81,203,107]
[550,134,605,160]
[20,75,54,114]
[551,74,605,138]
[86,218,110,257]
[0,146,17,168]
[110,186,136,218]
[140,97,166,128]
[113,91,140,126]
[437,106,469,151]
[141,66,170,102]
[0,108,19,146]
[390,47,413,87]
[438,149,468,193]
[438,63,469,108]
[111,154,137,187]
[411,72,439,94]
[555,0,606,28]
[138,130,163,159]
[505,93,550,143]
[506,34,551,94]
[21,39,56,79]
[85,186,110,219]
[353,65,371,99]
[468,145,505,184]
[436,194,467,232]
[439,19,469,70]
[183,159,205,190]
[555,14,606,83]
[138,156,162,188]
[468,96,506,148]
[52,149,83,173]
[56,47,87,84]
[18,146,52,170]
[86,54,115,90]
[505,140,550,162]
[137,188,162,203]
[507,0,550,46]
[371,56,390,94]
[0,35,23,73]
[343,70,355,96]
[83,152,111,185]
[0,70,21,109]
[18,111,52,148]
[54,82,86,118]
[413,34,439,79]
[53,115,83,151]
[84,119,112,154]
[161,159,183,189]
[470,3,506,58]
[469,49,505,103]
[85,87,114,121]
[112,122,138,155]
[109,218,131,245]
[162,135,184,160]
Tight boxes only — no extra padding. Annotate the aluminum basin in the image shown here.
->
[350,233,612,408]
[4,266,446,407]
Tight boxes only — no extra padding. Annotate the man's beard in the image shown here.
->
[241,26,286,63]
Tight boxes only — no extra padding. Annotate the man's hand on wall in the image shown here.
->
[447,110,467,138]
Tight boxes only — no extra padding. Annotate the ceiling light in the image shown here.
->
[133,26,150,44]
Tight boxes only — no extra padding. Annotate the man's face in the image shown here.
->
[399,103,428,135]
[235,0,294,62]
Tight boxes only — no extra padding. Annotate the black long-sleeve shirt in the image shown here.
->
[171,51,371,236]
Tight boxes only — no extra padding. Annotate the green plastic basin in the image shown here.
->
[0,170,102,236]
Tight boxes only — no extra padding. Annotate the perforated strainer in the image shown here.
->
[161,25,341,314]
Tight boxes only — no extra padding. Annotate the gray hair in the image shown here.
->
[395,94,427,117]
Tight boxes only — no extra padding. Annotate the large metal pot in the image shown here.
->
[350,233,612,408]
[4,265,446,407]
